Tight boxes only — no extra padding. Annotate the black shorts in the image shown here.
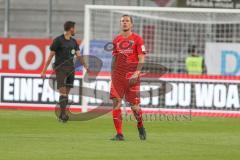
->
[55,66,75,89]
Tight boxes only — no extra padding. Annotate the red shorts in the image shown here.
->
[110,74,140,105]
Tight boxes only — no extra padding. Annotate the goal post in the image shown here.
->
[82,5,240,114]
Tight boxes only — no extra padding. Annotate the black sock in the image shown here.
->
[59,95,68,114]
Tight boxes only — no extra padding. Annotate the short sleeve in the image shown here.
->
[50,38,60,52]
[137,37,146,55]
[74,40,80,51]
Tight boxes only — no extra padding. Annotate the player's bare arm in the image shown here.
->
[41,51,55,78]
[111,56,116,77]
[76,51,90,73]
[129,54,145,85]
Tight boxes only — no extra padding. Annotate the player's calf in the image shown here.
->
[131,105,147,140]
[58,95,69,123]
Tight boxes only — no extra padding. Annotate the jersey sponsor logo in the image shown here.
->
[118,40,133,50]
[117,40,134,56]
[119,49,134,56]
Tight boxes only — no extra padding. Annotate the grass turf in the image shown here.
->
[0,109,240,160]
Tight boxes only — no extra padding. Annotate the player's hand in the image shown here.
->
[40,70,46,78]
[129,71,140,85]
[85,67,94,77]
[86,67,90,74]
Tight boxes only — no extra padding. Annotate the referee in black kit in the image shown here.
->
[41,21,89,122]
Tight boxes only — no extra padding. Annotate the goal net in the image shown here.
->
[82,5,240,114]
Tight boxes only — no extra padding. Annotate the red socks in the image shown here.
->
[112,109,122,135]
[112,108,143,134]
[132,108,143,128]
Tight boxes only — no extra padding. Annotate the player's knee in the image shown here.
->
[113,98,121,109]
[130,104,140,111]
[59,87,68,96]
[59,91,68,97]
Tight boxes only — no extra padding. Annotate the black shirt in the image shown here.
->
[50,34,79,67]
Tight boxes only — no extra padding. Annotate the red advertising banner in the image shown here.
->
[1,37,240,118]
[0,38,53,74]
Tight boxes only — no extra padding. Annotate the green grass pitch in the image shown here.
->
[0,110,240,160]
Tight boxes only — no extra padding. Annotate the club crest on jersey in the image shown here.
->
[71,49,76,55]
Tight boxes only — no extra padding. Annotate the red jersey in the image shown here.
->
[112,32,145,78]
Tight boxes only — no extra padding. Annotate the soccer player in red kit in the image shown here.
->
[110,15,146,141]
